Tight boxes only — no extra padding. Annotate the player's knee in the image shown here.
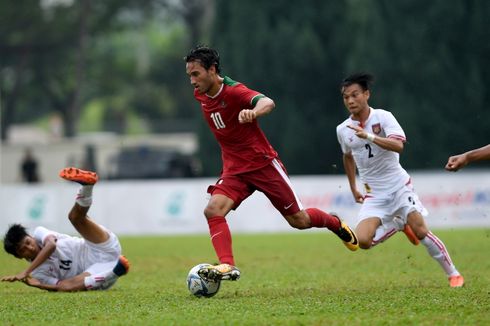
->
[359,239,372,249]
[204,206,220,219]
[285,214,309,229]
[357,234,374,249]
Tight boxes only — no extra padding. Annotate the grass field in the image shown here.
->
[1,229,489,325]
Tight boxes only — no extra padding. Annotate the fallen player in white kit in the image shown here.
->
[2,167,130,292]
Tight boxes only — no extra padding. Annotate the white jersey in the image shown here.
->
[30,226,121,285]
[30,227,85,285]
[336,107,410,195]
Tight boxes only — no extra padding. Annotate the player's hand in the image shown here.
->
[347,124,368,139]
[238,109,256,124]
[445,154,468,172]
[1,270,30,282]
[352,189,364,204]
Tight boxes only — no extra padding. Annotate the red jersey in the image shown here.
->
[194,76,278,175]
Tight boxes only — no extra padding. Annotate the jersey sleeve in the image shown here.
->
[336,124,351,154]
[233,84,265,109]
[382,111,406,142]
[33,226,58,246]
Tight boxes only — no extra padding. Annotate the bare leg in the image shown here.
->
[68,203,109,244]
[355,217,382,249]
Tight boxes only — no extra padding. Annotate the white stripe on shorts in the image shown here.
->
[270,158,304,211]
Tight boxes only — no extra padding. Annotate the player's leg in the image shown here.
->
[83,257,130,290]
[56,272,90,292]
[60,167,109,244]
[248,159,358,250]
[203,194,235,265]
[355,217,382,249]
[199,178,247,282]
[407,211,464,287]
[283,209,359,251]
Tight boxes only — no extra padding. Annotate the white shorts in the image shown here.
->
[358,183,428,226]
[82,227,121,270]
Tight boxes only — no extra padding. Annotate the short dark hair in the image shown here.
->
[3,224,29,258]
[184,45,221,74]
[341,73,374,92]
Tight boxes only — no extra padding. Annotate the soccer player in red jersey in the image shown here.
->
[184,45,359,282]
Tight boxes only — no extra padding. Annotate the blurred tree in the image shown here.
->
[0,0,213,139]
[0,0,129,138]
[343,0,490,169]
[199,0,490,176]
[199,0,349,175]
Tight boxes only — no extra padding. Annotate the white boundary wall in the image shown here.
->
[1,171,489,236]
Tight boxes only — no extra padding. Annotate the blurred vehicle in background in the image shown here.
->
[108,146,201,179]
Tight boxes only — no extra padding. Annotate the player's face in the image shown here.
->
[16,236,40,260]
[342,84,370,116]
[186,61,216,95]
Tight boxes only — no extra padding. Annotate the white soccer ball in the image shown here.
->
[186,263,221,298]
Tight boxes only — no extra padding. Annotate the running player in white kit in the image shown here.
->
[2,168,130,291]
[336,73,464,288]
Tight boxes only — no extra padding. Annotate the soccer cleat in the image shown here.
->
[448,275,464,288]
[59,167,98,185]
[198,264,240,282]
[112,255,130,277]
[330,212,359,251]
[393,216,419,246]
[402,224,420,246]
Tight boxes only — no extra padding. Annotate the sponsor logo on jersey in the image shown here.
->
[372,123,381,135]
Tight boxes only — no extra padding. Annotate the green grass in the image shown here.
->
[1,229,490,325]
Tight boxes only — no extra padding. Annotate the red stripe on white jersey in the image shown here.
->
[388,135,406,142]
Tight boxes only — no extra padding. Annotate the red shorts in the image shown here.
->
[207,158,303,215]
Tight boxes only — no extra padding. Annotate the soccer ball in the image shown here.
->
[186,263,221,298]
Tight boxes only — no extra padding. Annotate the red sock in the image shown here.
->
[306,208,340,231]
[207,216,235,265]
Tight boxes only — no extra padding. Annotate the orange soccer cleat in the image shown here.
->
[402,224,420,246]
[448,275,464,288]
[59,167,98,185]
[113,255,130,277]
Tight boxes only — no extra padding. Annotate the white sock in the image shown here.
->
[421,231,459,277]
[371,221,398,247]
[84,270,118,290]
[76,185,94,207]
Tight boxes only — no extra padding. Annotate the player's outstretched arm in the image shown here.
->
[1,235,57,282]
[445,144,490,171]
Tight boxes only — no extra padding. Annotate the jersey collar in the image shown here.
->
[351,107,373,128]
[206,82,224,99]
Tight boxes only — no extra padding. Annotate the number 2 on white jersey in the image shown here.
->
[365,143,374,158]
[210,112,226,129]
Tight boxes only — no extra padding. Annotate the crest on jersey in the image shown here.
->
[371,123,381,135]
[220,100,227,108]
